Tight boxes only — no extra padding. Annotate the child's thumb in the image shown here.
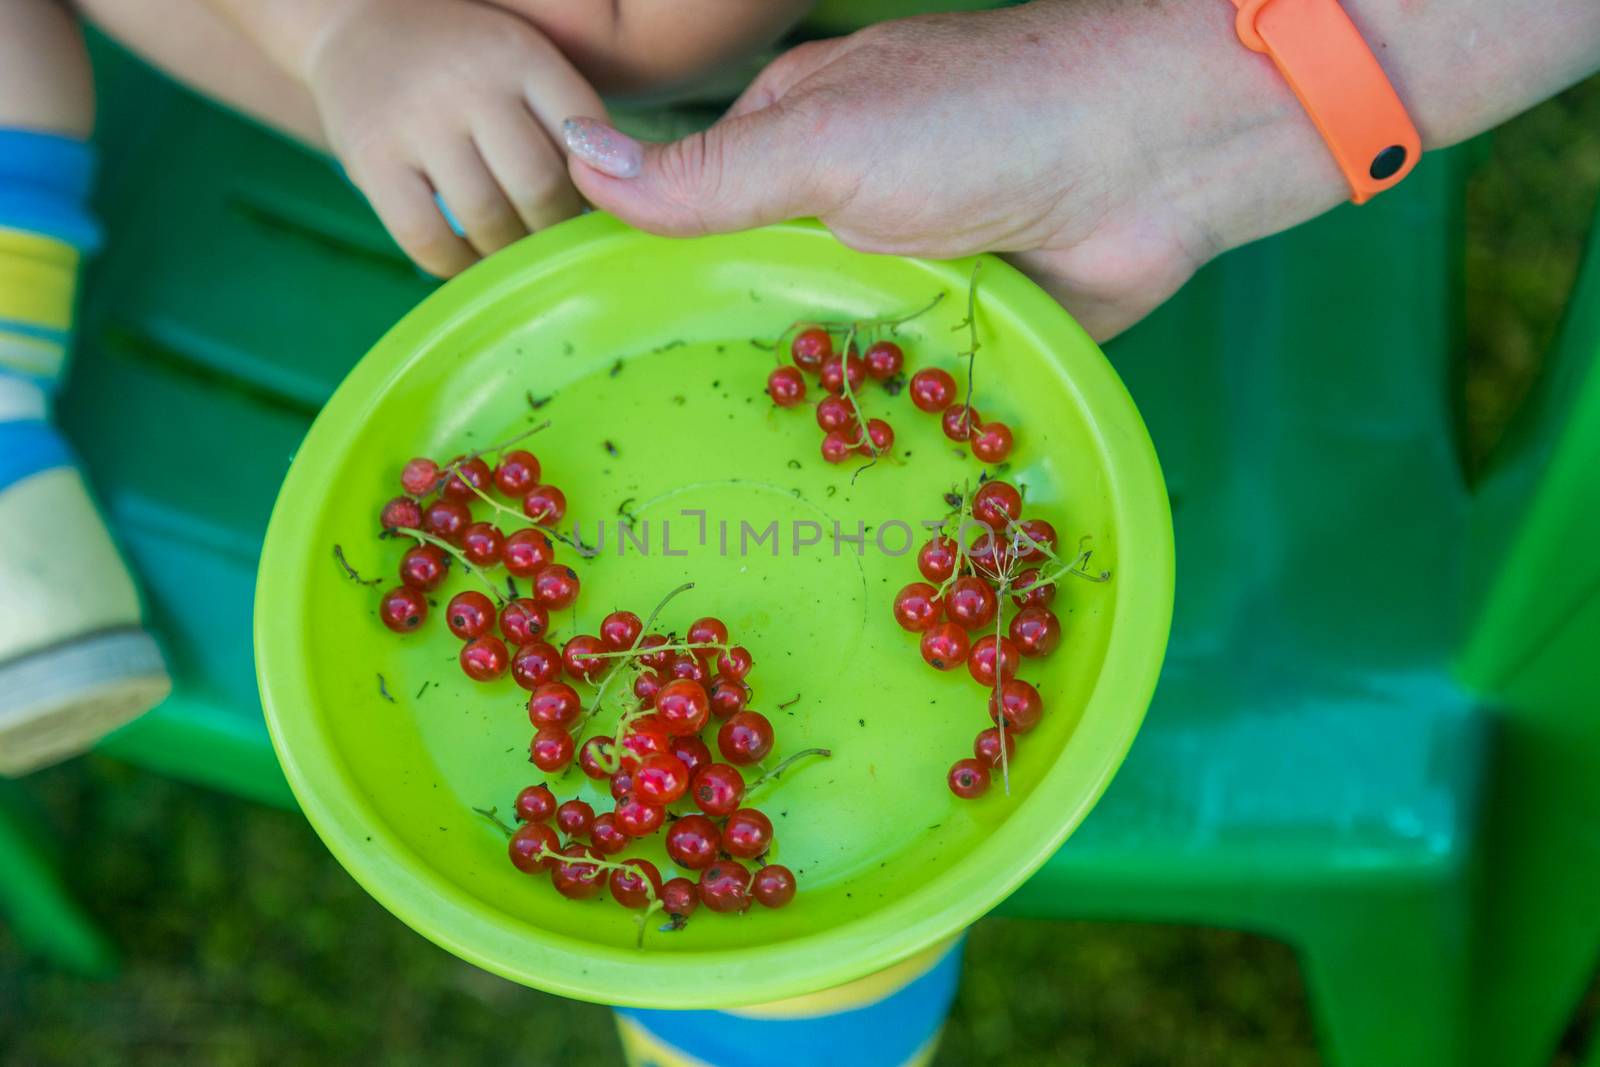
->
[563,113,820,237]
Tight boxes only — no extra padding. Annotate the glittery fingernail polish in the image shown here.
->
[563,117,643,179]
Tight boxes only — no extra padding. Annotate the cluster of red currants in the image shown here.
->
[766,326,902,464]
[891,479,1064,798]
[505,612,803,921]
[374,446,583,691]
[907,368,1015,464]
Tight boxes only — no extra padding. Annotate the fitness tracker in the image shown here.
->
[1230,0,1421,203]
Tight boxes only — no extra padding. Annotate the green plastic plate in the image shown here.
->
[256,214,1172,1008]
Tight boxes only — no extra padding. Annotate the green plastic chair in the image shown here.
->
[5,42,1598,1067]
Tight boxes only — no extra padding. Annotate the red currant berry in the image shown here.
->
[610,770,634,802]
[510,640,562,689]
[708,676,750,719]
[400,544,450,590]
[819,354,867,395]
[590,813,629,855]
[767,366,807,407]
[687,616,729,647]
[613,794,666,837]
[668,654,709,685]
[1009,607,1062,657]
[637,634,673,671]
[556,798,594,840]
[599,610,644,651]
[1014,518,1058,563]
[968,634,1020,686]
[972,480,1023,530]
[533,564,581,609]
[909,368,957,412]
[423,498,472,544]
[528,681,582,728]
[661,877,699,918]
[863,341,904,380]
[655,678,711,736]
[790,327,832,372]
[941,403,983,442]
[918,536,959,583]
[722,808,773,859]
[514,783,557,823]
[460,635,510,681]
[716,646,753,681]
[968,531,1015,579]
[988,678,1043,732]
[691,763,746,817]
[815,395,852,433]
[946,575,998,630]
[752,864,797,908]
[972,422,1014,464]
[893,582,944,632]
[865,418,894,453]
[1012,569,1057,610]
[717,711,774,765]
[666,814,720,870]
[379,587,428,633]
[530,726,575,772]
[508,822,558,874]
[494,450,541,496]
[821,431,854,464]
[446,590,495,639]
[551,843,604,899]
[634,753,691,805]
[670,735,713,780]
[948,758,991,799]
[920,622,970,670]
[610,858,664,909]
[400,457,441,497]
[502,529,555,577]
[381,496,422,531]
[617,726,672,773]
[579,735,614,779]
[522,484,567,525]
[699,861,753,913]
[633,670,665,706]
[499,597,549,644]
[562,634,608,682]
[460,522,504,567]
[443,456,492,502]
[974,726,1016,768]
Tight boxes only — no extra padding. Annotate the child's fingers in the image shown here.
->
[518,44,609,144]
[421,138,529,258]
[473,109,583,232]
[356,165,476,277]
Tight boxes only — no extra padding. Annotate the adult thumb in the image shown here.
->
[563,109,824,237]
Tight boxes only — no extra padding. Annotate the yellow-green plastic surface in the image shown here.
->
[255,214,1172,1008]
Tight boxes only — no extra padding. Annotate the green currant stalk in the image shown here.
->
[746,748,832,794]
[391,526,507,604]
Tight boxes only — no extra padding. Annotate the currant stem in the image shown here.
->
[392,526,508,604]
[768,291,947,355]
[993,579,1012,797]
[956,261,982,422]
[581,640,730,661]
[747,748,832,792]
[456,474,600,560]
[473,806,517,837]
[575,582,696,739]
[439,420,552,485]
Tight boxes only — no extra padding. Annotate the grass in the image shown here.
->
[2,73,1598,1067]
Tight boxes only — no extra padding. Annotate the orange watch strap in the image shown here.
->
[1231,0,1422,203]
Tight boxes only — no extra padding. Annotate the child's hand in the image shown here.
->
[306,0,605,276]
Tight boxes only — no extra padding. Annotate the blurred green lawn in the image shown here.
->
[2,75,1597,1067]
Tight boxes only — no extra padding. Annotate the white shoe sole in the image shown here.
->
[0,628,171,776]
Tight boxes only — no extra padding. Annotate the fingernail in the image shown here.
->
[563,117,642,179]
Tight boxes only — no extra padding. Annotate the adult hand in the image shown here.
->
[562,1,1348,340]
[564,0,1600,339]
